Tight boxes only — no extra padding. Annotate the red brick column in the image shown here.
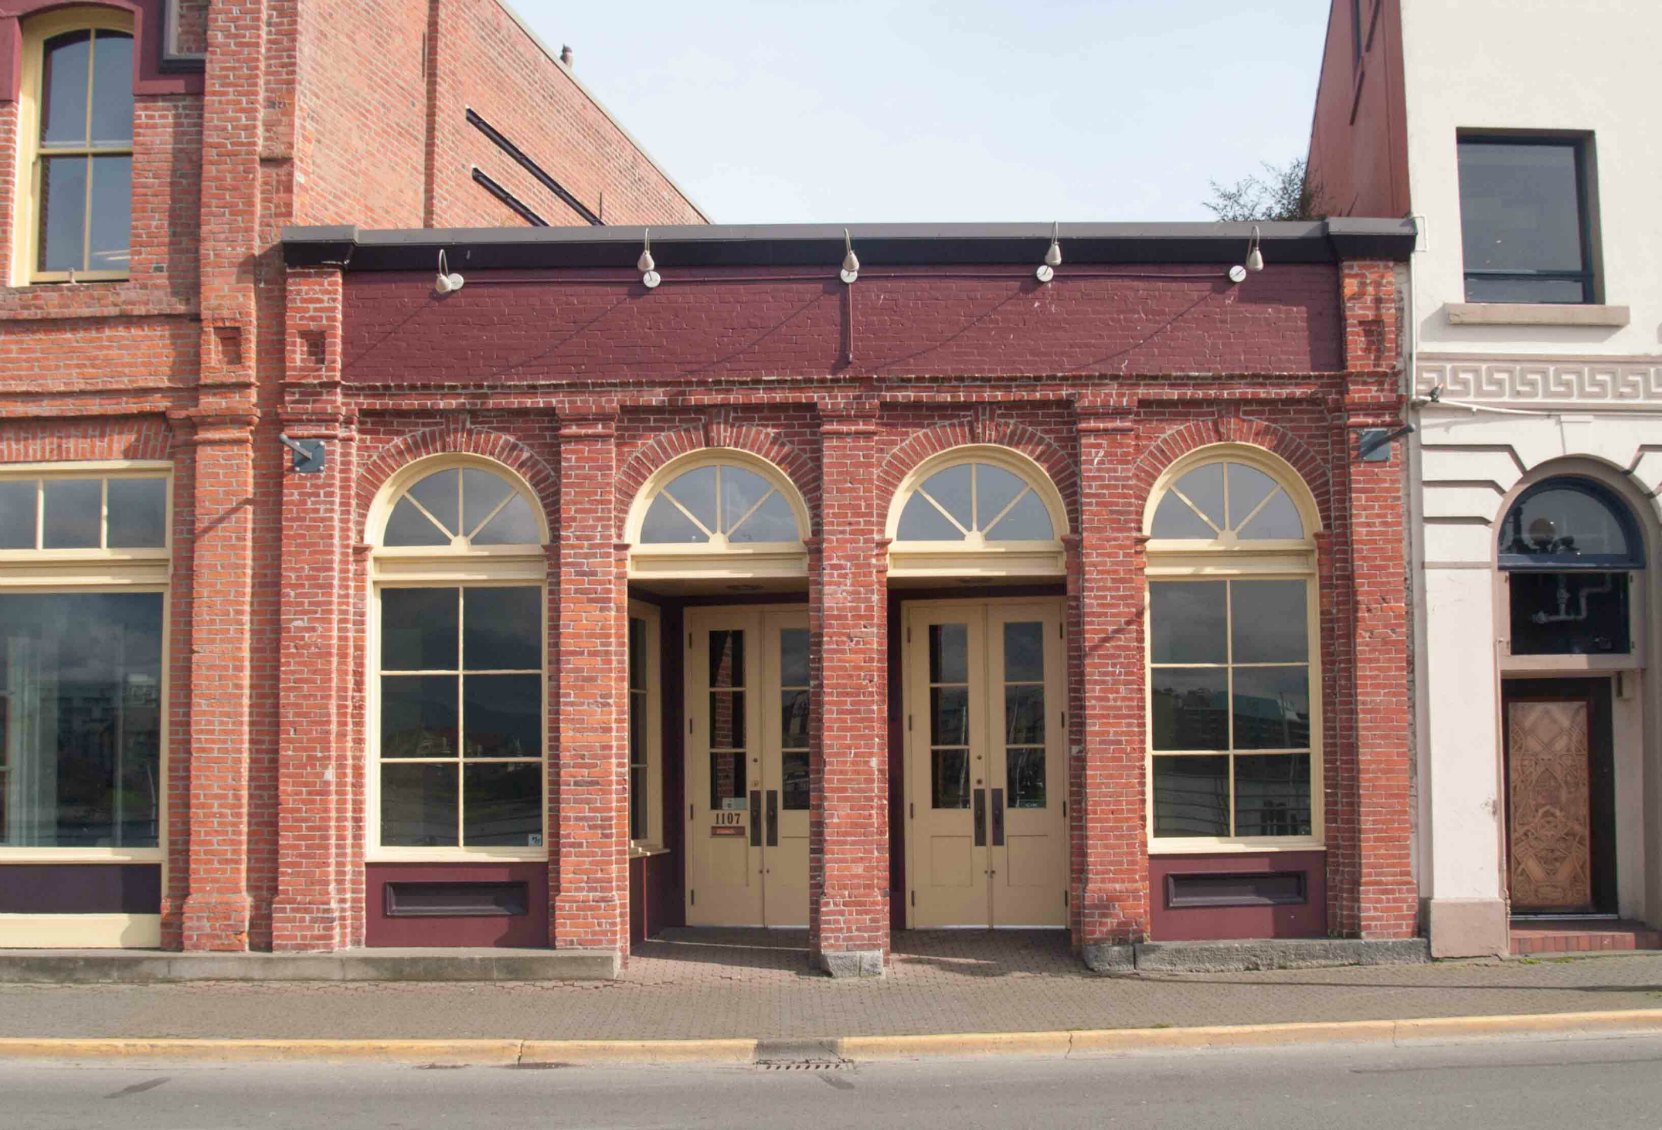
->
[808,403,888,977]
[550,410,629,962]
[1337,259,1416,939]
[271,269,353,951]
[178,409,258,951]
[1070,401,1149,969]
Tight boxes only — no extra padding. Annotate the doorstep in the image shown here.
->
[0,947,620,984]
[1510,919,1662,956]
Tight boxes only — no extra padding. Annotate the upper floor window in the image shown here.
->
[1458,136,1595,305]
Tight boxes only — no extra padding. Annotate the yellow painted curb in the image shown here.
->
[520,1039,757,1064]
[4,1009,1662,1065]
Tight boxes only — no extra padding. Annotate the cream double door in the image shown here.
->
[685,607,810,927]
[905,599,1067,928]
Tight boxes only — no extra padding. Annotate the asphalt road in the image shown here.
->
[5,1034,1662,1129]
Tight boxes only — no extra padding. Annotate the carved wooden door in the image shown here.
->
[1507,700,1593,912]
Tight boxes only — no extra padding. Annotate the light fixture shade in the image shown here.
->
[1044,240,1062,269]
[842,229,860,274]
[637,249,656,273]
[1245,247,1264,272]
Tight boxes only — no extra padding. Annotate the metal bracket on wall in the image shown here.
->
[278,434,326,474]
[1357,424,1415,463]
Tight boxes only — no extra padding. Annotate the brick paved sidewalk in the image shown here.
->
[2,930,1660,1042]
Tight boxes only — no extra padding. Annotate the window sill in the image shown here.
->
[1148,840,1325,856]
[0,849,163,864]
[1445,302,1631,328]
[630,843,671,859]
[367,849,548,864]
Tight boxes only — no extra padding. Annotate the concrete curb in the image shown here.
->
[3,1009,1662,1065]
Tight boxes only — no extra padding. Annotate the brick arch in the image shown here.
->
[879,419,1078,531]
[615,424,819,538]
[357,424,557,541]
[1133,416,1331,527]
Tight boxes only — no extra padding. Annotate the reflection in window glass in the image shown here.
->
[1458,138,1590,304]
[383,466,542,548]
[1234,755,1312,837]
[1153,756,1229,837]
[1152,461,1305,541]
[106,478,166,548]
[41,478,101,549]
[639,462,802,546]
[1499,481,1637,565]
[896,462,1056,543]
[0,592,163,848]
[1509,572,1631,656]
[0,482,36,549]
[34,28,134,276]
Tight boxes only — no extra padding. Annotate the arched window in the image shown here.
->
[369,459,548,860]
[16,8,135,285]
[626,451,809,581]
[1143,446,1320,848]
[886,447,1067,578]
[1498,476,1644,656]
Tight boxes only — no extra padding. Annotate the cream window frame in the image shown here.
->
[625,449,810,582]
[11,7,136,287]
[886,445,1068,580]
[1142,444,1323,854]
[367,457,549,863]
[628,600,664,854]
[0,460,173,866]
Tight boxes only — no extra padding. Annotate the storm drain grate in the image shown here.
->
[758,1060,851,1071]
[754,1039,849,1070]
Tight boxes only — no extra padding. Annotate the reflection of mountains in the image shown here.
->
[1152,686,1310,749]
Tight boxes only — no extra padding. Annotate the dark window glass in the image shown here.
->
[779,627,810,687]
[381,589,458,671]
[709,630,744,688]
[1153,756,1229,837]
[1509,572,1631,655]
[629,684,648,840]
[462,587,540,670]
[1007,746,1045,809]
[930,686,969,747]
[105,478,166,548]
[406,469,459,536]
[931,749,970,809]
[1232,666,1311,750]
[40,478,101,549]
[1234,755,1312,837]
[39,32,92,146]
[781,751,810,811]
[1149,582,1226,664]
[1004,685,1044,747]
[380,675,458,759]
[463,674,541,759]
[1003,621,1044,682]
[780,689,810,750]
[0,481,37,549]
[1458,138,1591,304]
[628,617,647,690]
[0,592,162,848]
[380,763,458,847]
[1150,668,1228,751]
[462,763,540,846]
[384,497,450,547]
[40,153,90,271]
[1231,580,1308,663]
[928,623,968,683]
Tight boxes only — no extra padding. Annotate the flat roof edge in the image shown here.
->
[282,218,1417,271]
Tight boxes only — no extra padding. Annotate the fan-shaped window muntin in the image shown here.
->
[896,461,1056,545]
[381,465,543,550]
[639,462,802,547]
[1498,477,1643,570]
[1150,460,1306,544]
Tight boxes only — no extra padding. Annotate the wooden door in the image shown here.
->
[1507,698,1593,912]
[760,612,810,926]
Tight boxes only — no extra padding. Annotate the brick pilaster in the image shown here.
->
[1070,400,1149,957]
[550,410,629,955]
[808,402,889,975]
[271,269,352,951]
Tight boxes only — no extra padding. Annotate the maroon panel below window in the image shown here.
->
[0,863,161,914]
[1148,852,1326,941]
[365,863,547,948]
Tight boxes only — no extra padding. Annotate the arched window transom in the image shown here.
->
[639,463,802,547]
[896,461,1055,545]
[1498,478,1642,570]
[1150,460,1305,544]
[381,465,543,550]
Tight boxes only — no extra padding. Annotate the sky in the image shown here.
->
[511,0,1331,225]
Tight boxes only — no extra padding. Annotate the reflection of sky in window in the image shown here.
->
[1458,142,1584,273]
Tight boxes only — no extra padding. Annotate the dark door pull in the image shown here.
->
[991,788,1005,847]
[749,790,762,847]
[973,788,987,847]
[765,789,779,847]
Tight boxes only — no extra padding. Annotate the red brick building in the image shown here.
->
[250,219,1421,973]
[0,0,699,952]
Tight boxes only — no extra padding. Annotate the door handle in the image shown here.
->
[973,787,987,847]
[765,789,779,847]
[749,789,762,847]
[991,788,1005,847]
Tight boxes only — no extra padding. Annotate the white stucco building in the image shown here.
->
[1310,0,1662,956]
